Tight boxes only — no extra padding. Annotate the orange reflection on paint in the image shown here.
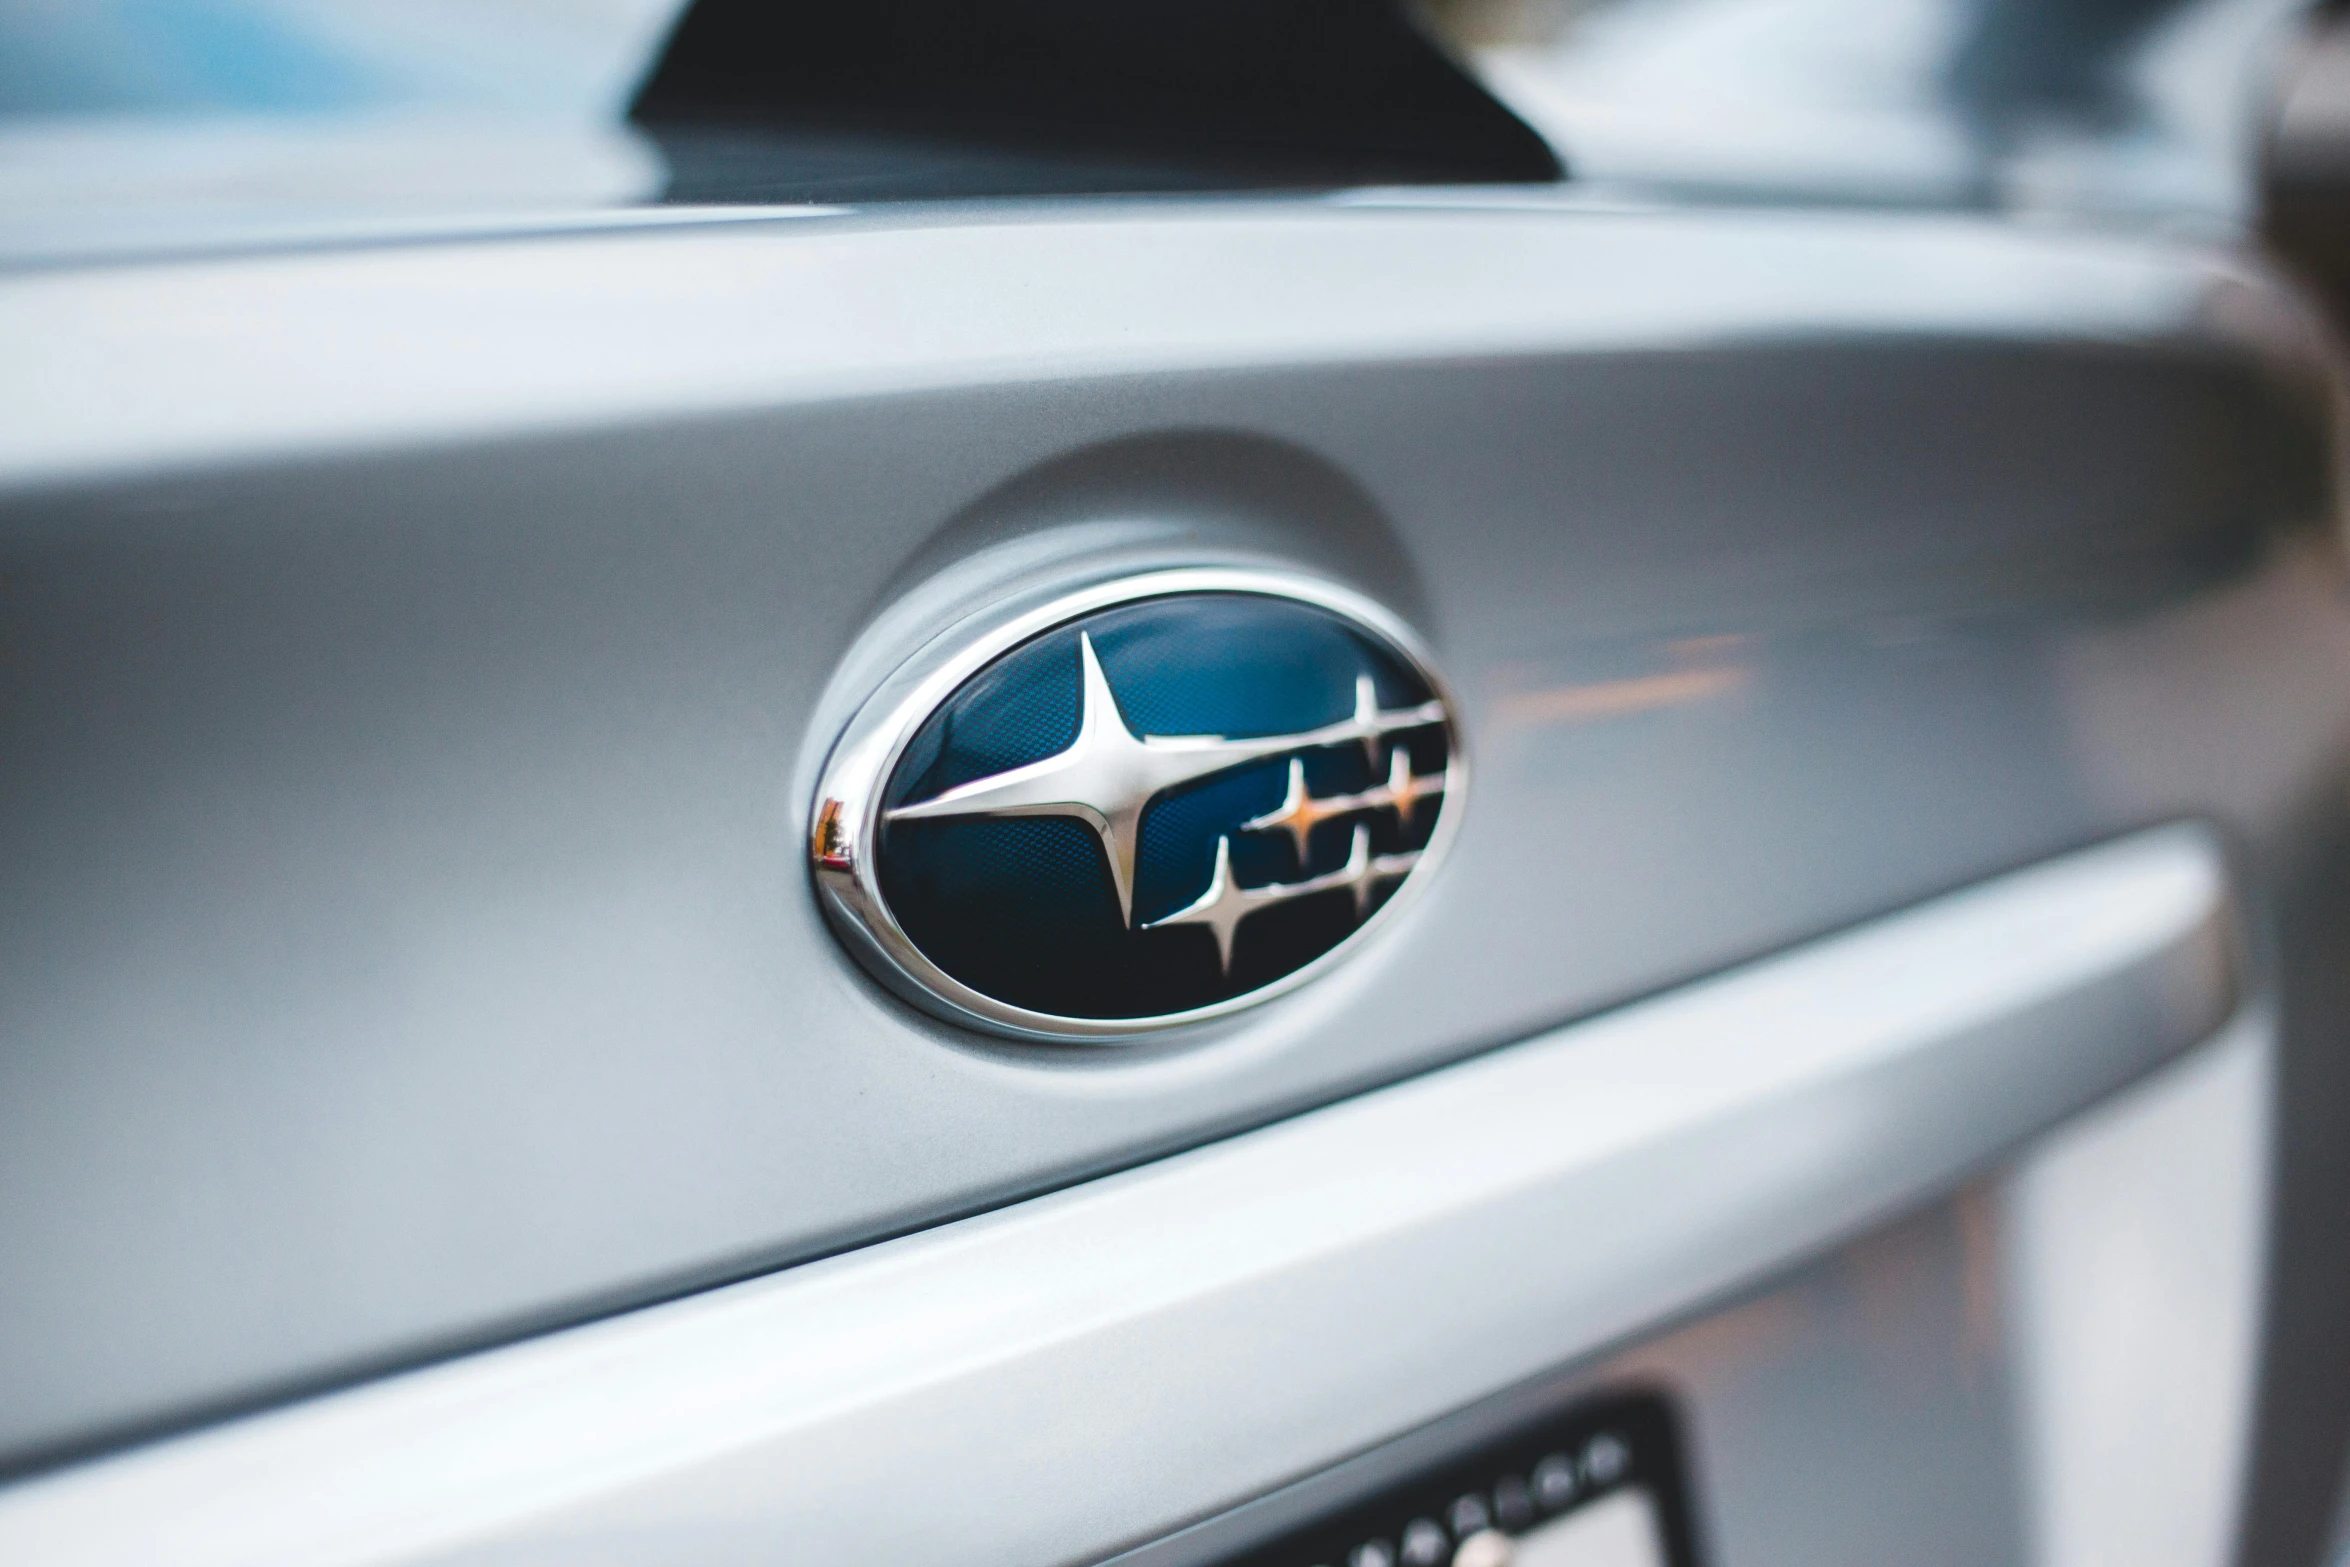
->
[1492,641,1753,733]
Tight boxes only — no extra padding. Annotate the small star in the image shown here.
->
[1241,758,1355,869]
[1333,673,1441,772]
[1143,836,1257,976]
[1382,744,1442,831]
[1327,823,1379,920]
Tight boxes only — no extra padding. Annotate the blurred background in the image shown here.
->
[0,0,2343,255]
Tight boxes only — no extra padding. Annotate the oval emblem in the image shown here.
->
[810,569,1463,1039]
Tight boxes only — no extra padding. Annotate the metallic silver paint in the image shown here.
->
[2006,1012,2272,1567]
[0,202,2249,496]
[0,825,2235,1566]
[0,197,2338,1471]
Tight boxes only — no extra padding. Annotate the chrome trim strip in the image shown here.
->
[0,824,2235,1567]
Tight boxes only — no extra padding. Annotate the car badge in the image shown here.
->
[810,568,1463,1040]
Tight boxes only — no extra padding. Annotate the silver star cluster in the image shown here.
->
[886,632,1446,975]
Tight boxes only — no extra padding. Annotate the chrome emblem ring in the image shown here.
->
[809,568,1464,1041]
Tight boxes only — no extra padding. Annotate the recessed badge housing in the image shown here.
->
[809,569,1464,1040]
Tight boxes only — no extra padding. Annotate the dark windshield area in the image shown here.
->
[0,0,2290,262]
[0,0,1559,244]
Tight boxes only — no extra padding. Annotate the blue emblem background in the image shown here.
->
[877,593,1447,1019]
